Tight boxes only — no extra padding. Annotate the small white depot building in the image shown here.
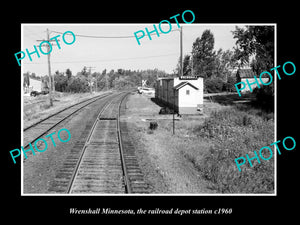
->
[155,76,204,114]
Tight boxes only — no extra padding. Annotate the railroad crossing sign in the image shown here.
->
[142,79,148,86]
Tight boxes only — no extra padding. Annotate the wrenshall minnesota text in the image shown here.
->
[69,208,135,215]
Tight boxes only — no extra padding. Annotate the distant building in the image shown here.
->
[236,68,270,92]
[155,76,204,114]
[24,77,49,94]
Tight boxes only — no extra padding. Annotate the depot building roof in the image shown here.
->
[174,81,199,90]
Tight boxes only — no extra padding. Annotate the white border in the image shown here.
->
[21,23,24,195]
[21,23,277,196]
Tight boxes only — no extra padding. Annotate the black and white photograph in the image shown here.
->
[4,4,298,220]
[21,23,276,195]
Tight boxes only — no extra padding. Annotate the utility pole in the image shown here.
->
[86,66,95,93]
[95,73,98,92]
[105,73,108,91]
[191,52,193,76]
[172,26,183,135]
[36,28,60,106]
[180,26,183,77]
[173,88,175,135]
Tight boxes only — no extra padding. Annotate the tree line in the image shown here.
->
[174,29,238,93]
[174,26,274,94]
[234,26,274,111]
[24,26,274,98]
[24,67,168,93]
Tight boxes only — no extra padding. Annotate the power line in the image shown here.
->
[51,30,135,38]
[50,29,180,39]
[23,52,179,65]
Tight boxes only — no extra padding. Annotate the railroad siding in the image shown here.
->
[32,92,150,194]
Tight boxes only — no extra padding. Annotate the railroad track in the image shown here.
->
[23,92,112,150]
[48,92,150,194]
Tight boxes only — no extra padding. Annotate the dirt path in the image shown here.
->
[122,93,215,194]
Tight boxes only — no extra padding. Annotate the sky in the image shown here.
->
[21,24,241,76]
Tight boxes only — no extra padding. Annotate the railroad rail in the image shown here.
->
[23,92,112,150]
[48,92,150,194]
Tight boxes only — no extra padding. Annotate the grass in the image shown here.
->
[182,102,275,193]
[124,94,217,193]
[23,91,109,128]
[126,93,275,193]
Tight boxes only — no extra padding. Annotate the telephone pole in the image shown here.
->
[105,73,108,91]
[180,26,183,77]
[36,28,60,106]
[173,26,183,135]
[191,51,194,76]
[86,66,96,93]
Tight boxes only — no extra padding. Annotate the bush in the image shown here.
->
[205,77,225,93]
[205,76,237,93]
[159,107,175,114]
[190,107,274,193]
[66,76,89,93]
[252,85,274,112]
[223,76,236,92]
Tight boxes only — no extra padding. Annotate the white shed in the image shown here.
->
[155,76,204,114]
[26,77,42,93]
